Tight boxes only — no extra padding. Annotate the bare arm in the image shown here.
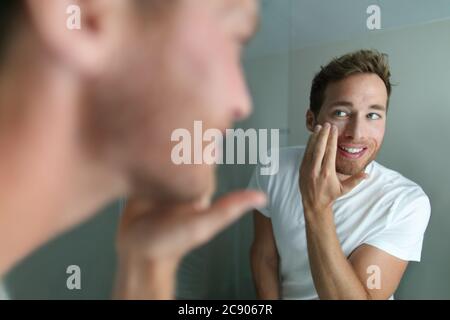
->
[250,210,281,300]
[305,209,408,300]
[348,244,408,299]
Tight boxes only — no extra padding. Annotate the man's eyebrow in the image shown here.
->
[328,101,354,108]
[328,101,387,111]
[369,104,387,111]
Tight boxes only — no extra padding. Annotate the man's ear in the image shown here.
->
[306,109,316,133]
[25,0,128,76]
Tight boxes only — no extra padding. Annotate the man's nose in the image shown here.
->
[343,117,365,140]
[232,83,252,122]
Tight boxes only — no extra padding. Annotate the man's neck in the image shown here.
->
[0,45,128,277]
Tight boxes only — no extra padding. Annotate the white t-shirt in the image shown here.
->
[248,146,431,300]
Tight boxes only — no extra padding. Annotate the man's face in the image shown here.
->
[86,0,259,202]
[312,73,388,177]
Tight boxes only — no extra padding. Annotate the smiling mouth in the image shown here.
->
[338,145,368,159]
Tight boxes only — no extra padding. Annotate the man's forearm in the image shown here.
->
[304,207,371,300]
[251,257,281,299]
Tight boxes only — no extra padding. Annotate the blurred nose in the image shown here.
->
[231,68,252,122]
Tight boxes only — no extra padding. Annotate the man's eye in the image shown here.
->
[367,113,382,120]
[334,110,348,118]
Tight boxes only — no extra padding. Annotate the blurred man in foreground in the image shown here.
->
[0,0,264,299]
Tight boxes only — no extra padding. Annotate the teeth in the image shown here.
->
[340,146,364,154]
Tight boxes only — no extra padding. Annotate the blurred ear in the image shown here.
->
[306,109,316,133]
[25,0,131,76]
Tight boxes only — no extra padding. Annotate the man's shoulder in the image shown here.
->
[372,161,429,202]
[255,146,305,191]
[369,162,431,232]
[268,145,305,177]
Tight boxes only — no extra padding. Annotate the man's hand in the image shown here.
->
[296,123,409,300]
[115,190,266,299]
[299,123,367,216]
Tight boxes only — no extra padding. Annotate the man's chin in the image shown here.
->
[336,160,368,177]
[336,147,379,176]
[168,169,216,205]
[131,169,215,206]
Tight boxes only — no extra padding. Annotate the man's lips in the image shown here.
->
[337,144,368,159]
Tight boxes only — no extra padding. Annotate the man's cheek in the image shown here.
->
[369,129,385,150]
[332,124,346,137]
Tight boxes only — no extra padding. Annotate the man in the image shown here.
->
[249,50,431,300]
[0,0,265,299]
